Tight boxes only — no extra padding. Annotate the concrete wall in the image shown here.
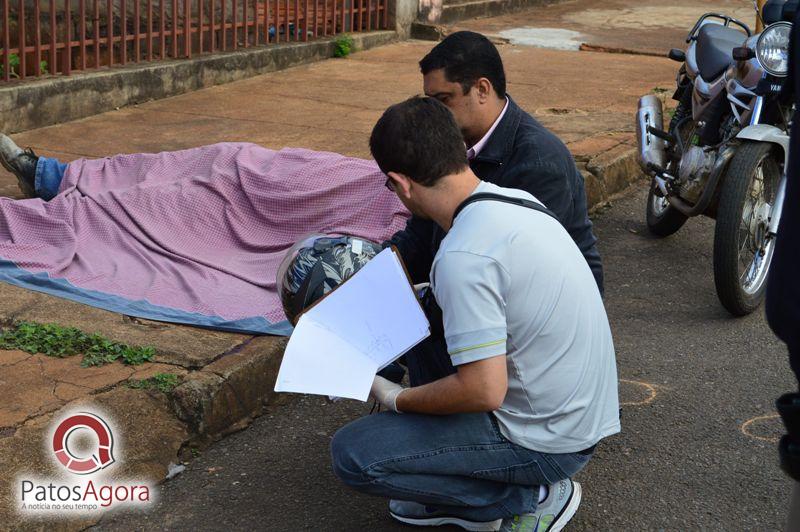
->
[391,0,421,37]
[416,0,555,27]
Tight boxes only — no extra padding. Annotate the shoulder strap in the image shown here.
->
[452,192,559,226]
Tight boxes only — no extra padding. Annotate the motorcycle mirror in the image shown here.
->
[732,47,756,61]
[668,49,687,62]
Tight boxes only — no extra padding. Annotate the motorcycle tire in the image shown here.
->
[645,180,688,237]
[646,95,692,238]
[713,141,780,317]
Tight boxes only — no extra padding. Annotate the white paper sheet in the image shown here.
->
[274,248,430,401]
[274,318,378,400]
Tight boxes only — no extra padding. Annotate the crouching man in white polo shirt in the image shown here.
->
[330,96,620,532]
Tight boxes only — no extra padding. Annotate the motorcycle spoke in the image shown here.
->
[741,247,761,280]
[733,154,780,295]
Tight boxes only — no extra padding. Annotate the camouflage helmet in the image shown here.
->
[276,234,383,324]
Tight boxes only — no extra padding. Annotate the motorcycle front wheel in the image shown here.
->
[646,179,688,237]
[713,141,780,316]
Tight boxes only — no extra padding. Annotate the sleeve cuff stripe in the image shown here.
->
[448,338,506,355]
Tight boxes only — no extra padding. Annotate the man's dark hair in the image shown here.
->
[370,97,468,187]
[419,31,506,98]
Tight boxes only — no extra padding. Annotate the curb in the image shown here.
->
[170,336,289,450]
[413,0,558,40]
[585,147,644,213]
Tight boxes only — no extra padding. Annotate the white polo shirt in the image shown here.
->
[431,181,620,453]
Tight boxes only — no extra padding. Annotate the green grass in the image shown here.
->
[334,35,355,58]
[0,321,155,367]
[128,372,181,393]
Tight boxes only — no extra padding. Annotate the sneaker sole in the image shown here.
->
[389,512,502,532]
[548,481,582,532]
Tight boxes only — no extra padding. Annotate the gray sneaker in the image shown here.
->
[389,499,502,532]
[0,134,38,197]
[498,480,582,532]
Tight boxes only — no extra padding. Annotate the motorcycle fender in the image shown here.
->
[736,124,790,167]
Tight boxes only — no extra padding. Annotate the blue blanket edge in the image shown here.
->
[0,259,294,336]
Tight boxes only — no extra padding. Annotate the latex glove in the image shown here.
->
[370,375,406,413]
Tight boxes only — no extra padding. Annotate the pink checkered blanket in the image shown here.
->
[0,143,409,334]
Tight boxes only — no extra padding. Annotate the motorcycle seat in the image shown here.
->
[696,23,747,81]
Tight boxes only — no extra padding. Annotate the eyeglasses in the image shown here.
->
[385,176,396,192]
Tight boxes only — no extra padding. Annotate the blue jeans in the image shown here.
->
[330,411,593,521]
[35,156,67,200]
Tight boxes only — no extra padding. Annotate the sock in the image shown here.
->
[538,485,548,504]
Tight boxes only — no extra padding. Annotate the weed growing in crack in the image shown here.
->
[128,372,181,393]
[0,321,155,367]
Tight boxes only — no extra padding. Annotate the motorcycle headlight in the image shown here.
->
[757,22,792,77]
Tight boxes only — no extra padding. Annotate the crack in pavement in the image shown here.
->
[0,352,34,367]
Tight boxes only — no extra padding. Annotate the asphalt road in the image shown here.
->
[95,184,796,531]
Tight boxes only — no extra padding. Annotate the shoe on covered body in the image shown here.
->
[499,479,581,532]
[389,499,502,532]
[0,134,38,198]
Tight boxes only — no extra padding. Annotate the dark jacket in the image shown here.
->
[767,7,800,385]
[386,96,604,295]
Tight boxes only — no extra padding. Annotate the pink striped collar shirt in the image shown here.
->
[466,97,510,160]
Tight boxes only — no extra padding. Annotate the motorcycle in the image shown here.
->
[637,0,795,316]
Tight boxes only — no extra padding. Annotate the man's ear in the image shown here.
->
[389,171,413,199]
[476,78,493,103]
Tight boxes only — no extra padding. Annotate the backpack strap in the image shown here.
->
[452,192,559,226]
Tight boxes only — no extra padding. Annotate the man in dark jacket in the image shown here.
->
[383,31,603,385]
[768,4,800,528]
[769,4,800,389]
[387,32,602,292]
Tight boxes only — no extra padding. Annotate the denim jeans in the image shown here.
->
[330,411,593,521]
[35,156,67,200]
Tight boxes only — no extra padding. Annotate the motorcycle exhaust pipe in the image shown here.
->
[636,95,668,173]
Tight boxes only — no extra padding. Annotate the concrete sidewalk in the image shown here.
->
[0,36,674,529]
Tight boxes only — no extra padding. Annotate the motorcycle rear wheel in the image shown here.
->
[646,180,688,237]
[713,141,780,316]
[645,101,692,237]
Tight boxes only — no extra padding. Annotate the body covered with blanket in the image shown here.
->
[0,143,409,334]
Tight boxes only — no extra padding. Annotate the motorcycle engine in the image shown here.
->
[678,146,716,203]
